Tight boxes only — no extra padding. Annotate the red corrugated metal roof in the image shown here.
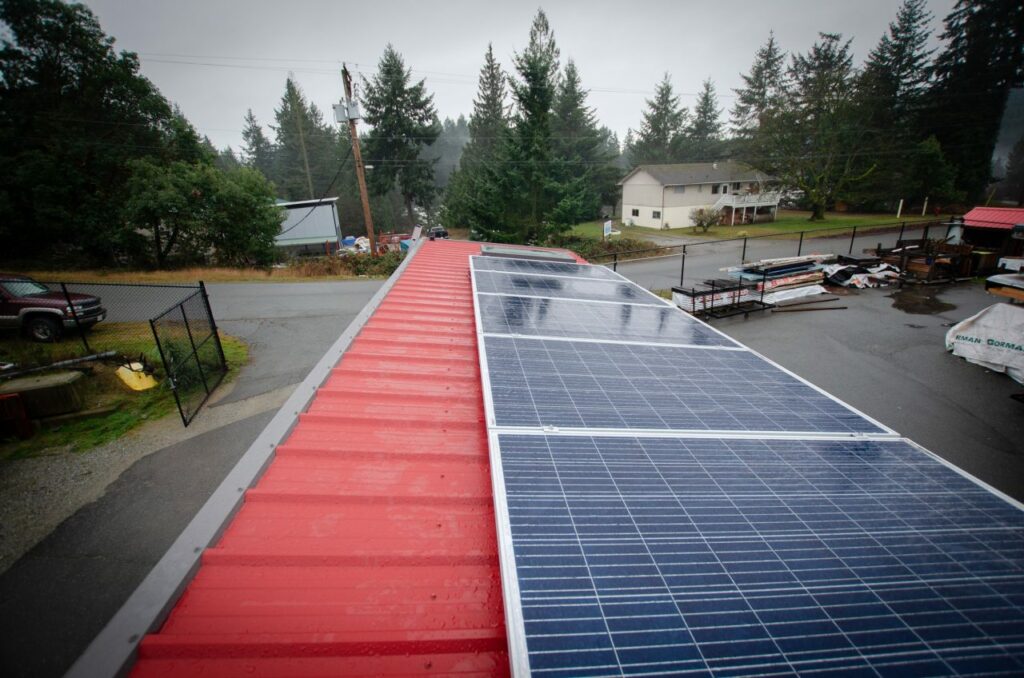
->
[963,206,1024,229]
[130,240,511,677]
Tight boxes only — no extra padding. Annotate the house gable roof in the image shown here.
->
[619,160,771,187]
[962,206,1024,230]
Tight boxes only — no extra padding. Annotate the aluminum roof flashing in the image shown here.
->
[480,244,578,262]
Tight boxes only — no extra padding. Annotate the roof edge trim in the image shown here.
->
[65,239,425,678]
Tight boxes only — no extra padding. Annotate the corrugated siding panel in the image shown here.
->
[130,240,510,677]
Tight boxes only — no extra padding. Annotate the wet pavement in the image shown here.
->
[713,282,1024,502]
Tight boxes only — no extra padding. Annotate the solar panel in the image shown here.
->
[477,294,739,347]
[473,255,621,280]
[474,270,665,306]
[496,433,1024,677]
[484,336,887,434]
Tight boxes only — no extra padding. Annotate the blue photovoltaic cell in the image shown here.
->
[498,434,1024,677]
[484,336,884,434]
[474,270,665,306]
[473,256,621,280]
[477,294,738,347]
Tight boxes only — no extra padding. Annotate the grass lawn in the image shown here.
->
[574,211,939,242]
[0,325,247,460]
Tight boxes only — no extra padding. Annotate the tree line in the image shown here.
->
[614,0,1022,220]
[2,0,1021,267]
[0,0,285,267]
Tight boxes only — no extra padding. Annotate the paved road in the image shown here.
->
[611,223,934,290]
[207,280,383,403]
[0,279,383,678]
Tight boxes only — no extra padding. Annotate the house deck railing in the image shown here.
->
[713,191,782,210]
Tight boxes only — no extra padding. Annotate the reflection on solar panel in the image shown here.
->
[478,294,738,347]
[484,337,886,434]
[475,270,665,306]
[474,256,621,280]
[468,253,1024,677]
[497,434,1024,677]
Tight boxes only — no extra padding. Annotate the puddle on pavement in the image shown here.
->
[888,286,956,315]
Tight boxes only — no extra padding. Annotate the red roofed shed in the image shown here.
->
[962,206,1024,229]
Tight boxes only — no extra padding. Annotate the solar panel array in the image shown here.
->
[468,255,1024,677]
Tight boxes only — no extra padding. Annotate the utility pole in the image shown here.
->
[339,64,377,257]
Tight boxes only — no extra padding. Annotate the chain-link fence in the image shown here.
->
[0,278,226,426]
[595,220,950,292]
[150,289,227,425]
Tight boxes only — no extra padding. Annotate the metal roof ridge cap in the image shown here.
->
[65,238,426,678]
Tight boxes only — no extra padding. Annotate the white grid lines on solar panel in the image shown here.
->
[484,337,888,435]
[472,255,623,281]
[476,294,741,349]
[473,270,669,307]
[498,435,1024,677]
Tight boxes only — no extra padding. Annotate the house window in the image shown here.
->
[733,182,741,190]
[631,208,639,217]
[673,186,685,194]
[652,210,661,219]
[712,184,720,194]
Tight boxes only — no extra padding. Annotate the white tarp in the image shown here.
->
[945,302,1024,384]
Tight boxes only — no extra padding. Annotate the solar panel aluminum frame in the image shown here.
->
[470,256,533,677]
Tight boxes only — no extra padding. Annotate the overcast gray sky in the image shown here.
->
[80,0,957,152]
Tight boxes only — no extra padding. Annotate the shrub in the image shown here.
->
[690,207,722,233]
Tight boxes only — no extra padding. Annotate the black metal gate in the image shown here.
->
[149,282,227,426]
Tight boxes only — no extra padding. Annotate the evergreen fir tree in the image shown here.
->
[462,43,507,167]
[730,33,786,139]
[469,9,565,242]
[629,74,686,166]
[550,59,612,222]
[241,109,276,180]
[681,79,723,162]
[927,0,1024,201]
[851,0,935,207]
[271,79,337,200]
[361,44,442,224]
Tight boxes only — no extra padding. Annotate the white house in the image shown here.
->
[619,161,781,229]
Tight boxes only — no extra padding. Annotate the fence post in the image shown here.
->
[60,282,91,354]
[898,221,906,243]
[613,253,618,272]
[741,237,748,263]
[923,224,930,244]
[848,225,858,255]
[679,249,686,287]
[797,231,805,257]
[199,281,227,369]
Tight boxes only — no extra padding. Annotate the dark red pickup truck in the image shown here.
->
[0,274,106,342]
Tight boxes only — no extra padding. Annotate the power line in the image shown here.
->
[277,146,354,236]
